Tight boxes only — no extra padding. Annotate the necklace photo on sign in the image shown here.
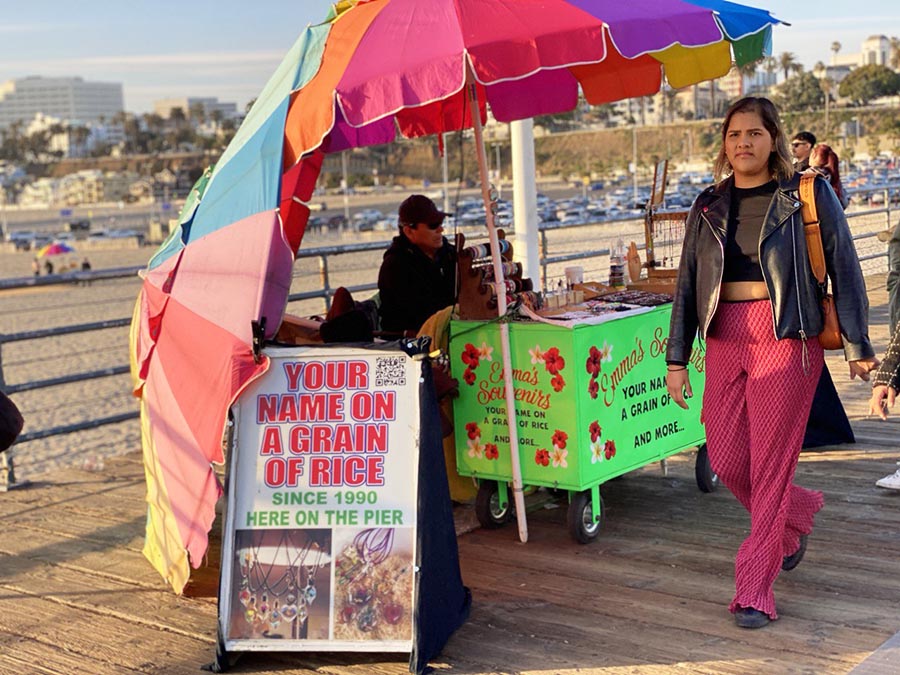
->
[229,528,332,641]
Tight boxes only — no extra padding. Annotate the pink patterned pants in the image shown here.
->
[703,300,824,620]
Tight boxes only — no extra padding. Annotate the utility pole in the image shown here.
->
[341,151,350,231]
[494,143,502,197]
[632,125,639,203]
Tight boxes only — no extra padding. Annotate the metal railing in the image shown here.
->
[0,201,894,449]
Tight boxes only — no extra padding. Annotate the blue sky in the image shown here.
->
[2,1,899,114]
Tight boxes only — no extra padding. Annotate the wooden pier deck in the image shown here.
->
[1,277,898,675]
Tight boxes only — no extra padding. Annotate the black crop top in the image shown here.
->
[723,180,776,283]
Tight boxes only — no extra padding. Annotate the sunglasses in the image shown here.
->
[405,220,444,230]
[791,141,810,147]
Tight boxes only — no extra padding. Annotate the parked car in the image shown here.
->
[327,215,348,231]
[5,230,37,250]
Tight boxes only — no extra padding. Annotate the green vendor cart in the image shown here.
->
[449,304,716,543]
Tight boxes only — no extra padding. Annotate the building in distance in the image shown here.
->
[0,76,124,130]
[153,96,239,121]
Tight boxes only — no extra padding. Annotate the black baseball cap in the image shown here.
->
[792,131,816,145]
[398,194,451,226]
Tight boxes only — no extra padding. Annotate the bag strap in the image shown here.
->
[800,173,827,285]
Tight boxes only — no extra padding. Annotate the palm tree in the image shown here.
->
[763,56,778,92]
[188,101,207,126]
[143,112,165,136]
[738,60,760,95]
[70,125,91,157]
[660,87,680,123]
[169,107,187,129]
[779,52,799,81]
[816,67,835,138]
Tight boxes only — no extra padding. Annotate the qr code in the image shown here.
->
[375,356,406,387]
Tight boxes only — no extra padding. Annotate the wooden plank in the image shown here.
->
[2,280,899,675]
[0,592,212,675]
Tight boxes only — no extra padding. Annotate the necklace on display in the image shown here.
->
[238,531,323,634]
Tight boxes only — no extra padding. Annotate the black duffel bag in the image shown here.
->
[0,390,24,453]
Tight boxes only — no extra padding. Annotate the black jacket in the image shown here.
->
[667,173,874,364]
[377,233,457,334]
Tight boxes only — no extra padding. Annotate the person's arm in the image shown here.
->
[869,322,900,418]
[666,202,702,408]
[815,176,877,371]
[377,252,413,334]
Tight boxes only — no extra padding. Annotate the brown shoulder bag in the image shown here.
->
[799,173,843,350]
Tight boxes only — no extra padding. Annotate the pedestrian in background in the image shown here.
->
[869,219,900,489]
[808,143,849,210]
[868,321,900,488]
[666,97,878,629]
[80,257,92,286]
[879,220,900,336]
[790,130,816,171]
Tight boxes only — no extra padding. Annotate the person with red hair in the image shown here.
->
[808,143,849,210]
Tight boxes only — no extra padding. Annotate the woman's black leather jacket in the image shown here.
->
[666,173,875,364]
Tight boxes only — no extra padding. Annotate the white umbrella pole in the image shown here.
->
[468,80,528,543]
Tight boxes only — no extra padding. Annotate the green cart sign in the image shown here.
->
[450,306,706,491]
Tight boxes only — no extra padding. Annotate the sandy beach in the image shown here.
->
[0,208,890,483]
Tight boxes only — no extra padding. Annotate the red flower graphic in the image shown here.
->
[550,373,565,392]
[543,347,565,375]
[551,429,568,449]
[463,368,476,385]
[589,420,602,442]
[461,343,480,368]
[588,378,599,399]
[465,422,480,440]
[484,443,499,460]
[534,448,550,466]
[604,439,617,460]
[585,346,602,376]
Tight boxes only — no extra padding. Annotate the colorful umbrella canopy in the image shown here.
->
[131,0,781,593]
[37,241,75,257]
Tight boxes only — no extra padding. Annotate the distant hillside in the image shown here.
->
[32,106,900,188]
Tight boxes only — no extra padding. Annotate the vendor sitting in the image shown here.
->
[377,194,457,335]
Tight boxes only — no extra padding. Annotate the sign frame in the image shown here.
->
[218,345,422,654]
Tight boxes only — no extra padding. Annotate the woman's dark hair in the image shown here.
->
[809,143,846,205]
[713,97,794,183]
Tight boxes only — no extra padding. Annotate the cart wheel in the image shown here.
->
[475,481,511,529]
[695,443,719,493]
[567,490,603,544]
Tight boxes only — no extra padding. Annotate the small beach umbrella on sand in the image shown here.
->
[36,241,75,257]
[131,0,782,594]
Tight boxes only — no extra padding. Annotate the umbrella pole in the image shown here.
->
[467,80,528,544]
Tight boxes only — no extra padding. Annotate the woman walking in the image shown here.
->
[666,97,878,628]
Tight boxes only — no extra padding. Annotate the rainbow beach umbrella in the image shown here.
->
[131,0,782,593]
[37,241,75,257]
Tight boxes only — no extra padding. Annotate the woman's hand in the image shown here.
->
[849,357,880,381]
[868,385,897,420]
[666,368,692,410]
